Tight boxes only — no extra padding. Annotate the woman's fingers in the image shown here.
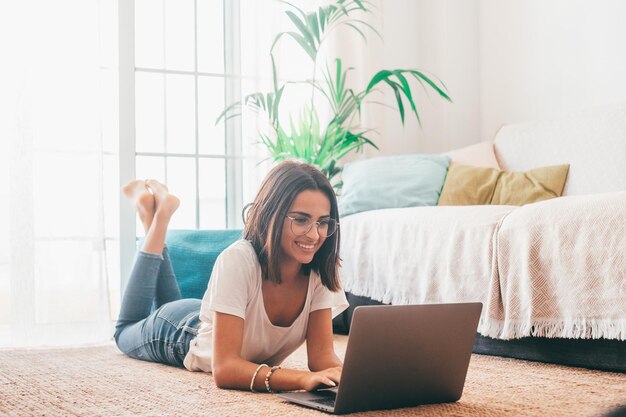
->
[302,367,343,391]
[327,366,342,383]
[320,367,341,387]
[323,377,336,387]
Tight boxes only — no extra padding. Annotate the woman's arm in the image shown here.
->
[212,312,340,392]
[305,308,343,371]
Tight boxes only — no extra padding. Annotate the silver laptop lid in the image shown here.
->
[332,302,482,414]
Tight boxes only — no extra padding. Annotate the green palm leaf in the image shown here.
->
[365,68,450,125]
[215,0,451,188]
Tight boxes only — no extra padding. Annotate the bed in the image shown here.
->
[333,104,626,372]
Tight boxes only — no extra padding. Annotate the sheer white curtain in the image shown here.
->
[0,0,341,347]
[238,0,310,196]
[0,0,117,346]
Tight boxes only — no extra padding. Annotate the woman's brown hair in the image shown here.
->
[243,160,341,292]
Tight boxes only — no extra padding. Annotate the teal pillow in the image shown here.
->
[139,229,242,299]
[338,154,450,217]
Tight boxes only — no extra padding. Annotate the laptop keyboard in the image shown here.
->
[310,397,336,408]
[310,391,337,408]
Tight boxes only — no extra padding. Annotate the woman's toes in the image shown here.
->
[146,179,168,195]
[144,179,180,214]
[122,179,147,200]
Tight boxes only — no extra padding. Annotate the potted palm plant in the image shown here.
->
[218,0,451,188]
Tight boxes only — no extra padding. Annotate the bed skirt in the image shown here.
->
[332,292,626,373]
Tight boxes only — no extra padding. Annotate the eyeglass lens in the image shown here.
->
[290,217,337,237]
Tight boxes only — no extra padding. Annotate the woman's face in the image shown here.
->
[280,189,331,268]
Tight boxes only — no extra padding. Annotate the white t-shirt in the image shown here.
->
[183,239,349,372]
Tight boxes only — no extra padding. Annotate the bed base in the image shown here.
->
[332,292,626,373]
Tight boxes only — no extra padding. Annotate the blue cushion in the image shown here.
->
[140,229,243,299]
[338,154,451,217]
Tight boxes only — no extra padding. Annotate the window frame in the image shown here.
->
[118,0,245,289]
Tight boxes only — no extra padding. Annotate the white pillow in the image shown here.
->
[443,142,500,169]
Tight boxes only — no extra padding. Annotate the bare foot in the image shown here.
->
[122,180,155,232]
[145,179,180,218]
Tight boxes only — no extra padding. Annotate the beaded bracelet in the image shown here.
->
[250,363,268,392]
[264,366,281,393]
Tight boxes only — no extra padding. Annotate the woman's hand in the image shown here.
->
[300,366,342,391]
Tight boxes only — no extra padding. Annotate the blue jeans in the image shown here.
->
[114,247,201,368]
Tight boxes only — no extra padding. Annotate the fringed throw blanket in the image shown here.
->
[339,192,626,341]
[483,192,626,340]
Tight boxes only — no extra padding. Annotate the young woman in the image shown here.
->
[114,161,349,393]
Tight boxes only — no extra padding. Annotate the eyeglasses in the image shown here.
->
[285,215,339,238]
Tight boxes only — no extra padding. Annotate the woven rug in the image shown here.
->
[1,335,624,417]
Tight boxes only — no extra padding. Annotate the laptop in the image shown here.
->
[278,302,482,414]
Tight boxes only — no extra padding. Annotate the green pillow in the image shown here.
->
[139,229,243,299]
[339,154,451,217]
[438,163,570,206]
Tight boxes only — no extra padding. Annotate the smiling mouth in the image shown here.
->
[295,242,316,250]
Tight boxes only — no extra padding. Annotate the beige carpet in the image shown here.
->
[1,335,624,417]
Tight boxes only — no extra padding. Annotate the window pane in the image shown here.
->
[197,0,224,74]
[136,156,166,182]
[198,76,225,155]
[164,0,195,71]
[167,157,197,230]
[199,158,226,229]
[166,74,195,154]
[136,72,165,153]
[135,0,164,69]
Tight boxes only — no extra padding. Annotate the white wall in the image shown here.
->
[352,0,481,157]
[349,0,626,157]
[479,0,626,140]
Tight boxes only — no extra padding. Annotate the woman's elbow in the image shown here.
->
[211,361,234,389]
[212,370,229,389]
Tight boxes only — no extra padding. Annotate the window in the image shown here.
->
[0,0,308,345]
[119,0,276,289]
[132,0,235,232]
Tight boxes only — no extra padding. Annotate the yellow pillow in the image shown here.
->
[438,163,569,206]
[438,164,500,205]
